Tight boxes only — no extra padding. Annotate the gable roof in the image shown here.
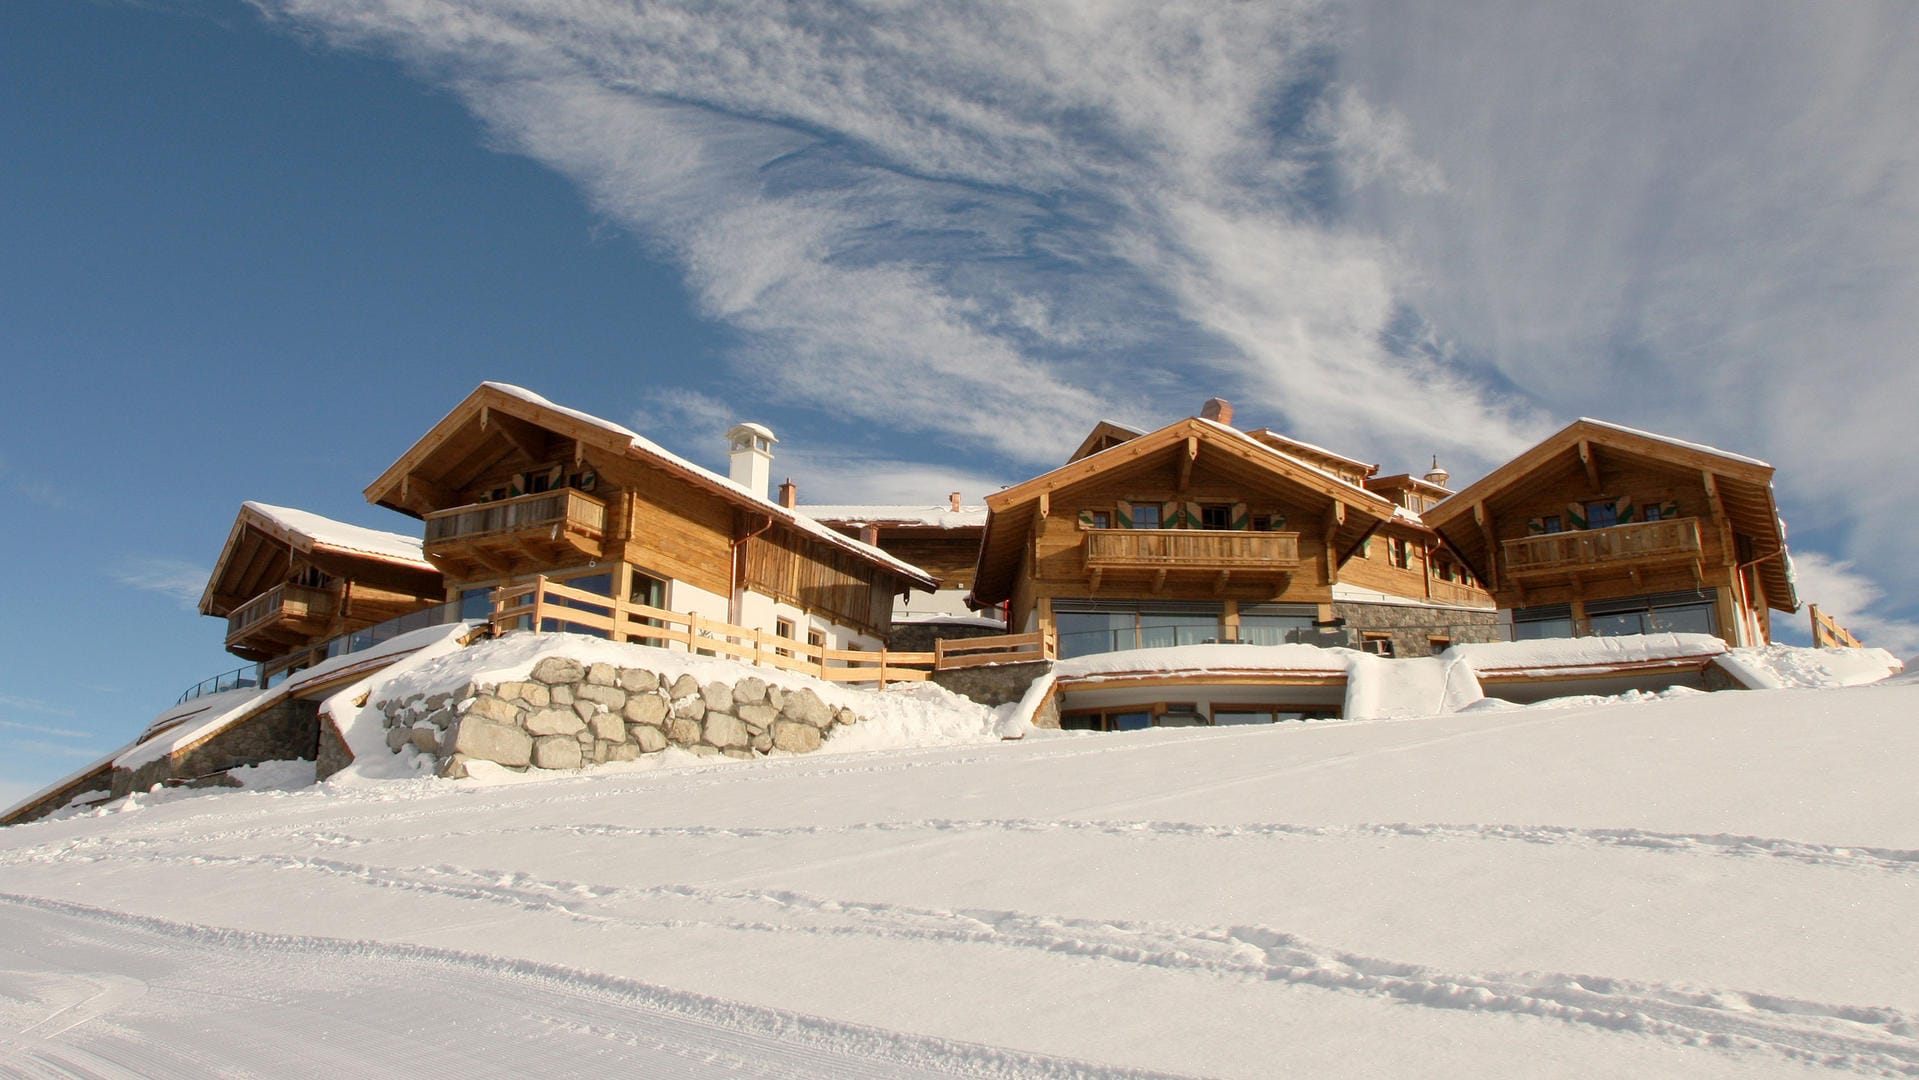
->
[199,502,439,617]
[973,416,1398,604]
[1424,418,1796,611]
[1067,419,1148,463]
[802,504,989,531]
[364,383,937,591]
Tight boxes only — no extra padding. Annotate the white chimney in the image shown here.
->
[949,491,962,513]
[725,423,778,499]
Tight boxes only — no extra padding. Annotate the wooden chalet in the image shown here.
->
[800,491,988,619]
[1422,418,1798,646]
[363,383,937,650]
[198,502,444,677]
[971,400,1404,660]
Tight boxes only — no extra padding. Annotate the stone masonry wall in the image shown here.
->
[379,656,866,778]
[1333,602,1504,660]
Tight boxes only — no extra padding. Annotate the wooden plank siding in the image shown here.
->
[744,528,897,636]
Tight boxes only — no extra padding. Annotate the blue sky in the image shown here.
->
[4,0,1917,804]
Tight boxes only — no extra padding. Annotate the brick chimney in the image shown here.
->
[1200,397,1233,426]
[778,478,797,508]
[949,491,962,513]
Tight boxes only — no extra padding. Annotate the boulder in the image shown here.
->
[451,720,532,767]
[669,673,701,699]
[465,695,521,725]
[606,742,641,762]
[666,717,701,745]
[585,662,619,686]
[618,668,659,693]
[630,725,667,753]
[438,753,471,779]
[737,703,778,732]
[385,726,413,753]
[751,731,772,754]
[576,684,626,711]
[530,657,585,685]
[524,707,587,738]
[833,707,859,729]
[531,736,582,770]
[772,720,822,753]
[409,725,439,752]
[624,695,668,726]
[764,685,784,711]
[700,682,735,712]
[497,681,550,708]
[782,688,832,727]
[549,683,575,706]
[703,711,748,749]
[422,707,455,730]
[732,677,768,705]
[588,712,626,742]
[671,696,706,721]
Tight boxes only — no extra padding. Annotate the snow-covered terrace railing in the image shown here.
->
[1502,518,1702,578]
[1808,604,1865,649]
[1083,528,1301,572]
[176,663,265,705]
[224,582,335,645]
[177,599,470,705]
[490,577,1052,684]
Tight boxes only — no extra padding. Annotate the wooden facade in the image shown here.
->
[973,417,1413,654]
[363,384,935,645]
[1422,419,1797,647]
[198,502,445,671]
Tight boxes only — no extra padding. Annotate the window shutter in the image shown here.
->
[1614,495,1635,523]
[1528,517,1548,535]
[1116,500,1133,529]
[1231,502,1249,530]
[1162,501,1184,528]
[1182,500,1202,528]
[1078,509,1098,528]
[1565,502,1588,529]
[1269,511,1288,531]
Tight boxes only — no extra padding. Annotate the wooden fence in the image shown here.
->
[491,576,1050,684]
[1808,604,1864,649]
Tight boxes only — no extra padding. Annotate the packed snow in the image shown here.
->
[1,641,1914,1077]
[241,501,433,566]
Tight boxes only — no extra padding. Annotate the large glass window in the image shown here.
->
[1586,501,1619,529]
[1131,504,1161,529]
[1054,602,1223,658]
[1238,612,1316,646]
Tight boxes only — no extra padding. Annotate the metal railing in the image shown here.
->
[178,599,470,706]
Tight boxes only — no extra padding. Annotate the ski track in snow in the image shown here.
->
[4,841,1917,1075]
[11,816,1919,878]
[0,893,1194,1080]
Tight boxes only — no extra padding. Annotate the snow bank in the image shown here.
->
[1344,653,1483,719]
[1053,643,1350,678]
[1714,644,1903,689]
[1448,633,1726,675]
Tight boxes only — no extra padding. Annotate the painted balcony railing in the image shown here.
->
[1083,528,1301,571]
[225,583,335,644]
[1502,517,1702,578]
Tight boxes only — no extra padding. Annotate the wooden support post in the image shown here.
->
[1579,439,1601,491]
[1176,436,1197,492]
[1473,501,1499,589]
[687,611,700,653]
[1038,490,1050,519]
[531,575,549,634]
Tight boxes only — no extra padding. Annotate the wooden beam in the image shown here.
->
[1151,568,1167,593]
[487,411,549,464]
[1474,502,1499,589]
[1579,440,1601,491]
[1175,436,1197,492]
[1322,514,1340,585]
[400,472,455,514]
[1088,567,1102,591]
[1038,491,1050,519]
[1214,569,1231,594]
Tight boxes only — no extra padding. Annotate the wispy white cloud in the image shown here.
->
[251,0,1539,477]
[0,718,93,741]
[0,693,77,719]
[112,557,208,609]
[1788,552,1919,660]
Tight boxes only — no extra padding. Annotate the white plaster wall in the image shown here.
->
[667,579,731,625]
[894,587,976,619]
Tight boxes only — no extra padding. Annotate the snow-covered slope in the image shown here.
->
[2,675,1916,1077]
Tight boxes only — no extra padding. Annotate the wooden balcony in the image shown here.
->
[1083,528,1300,588]
[225,583,337,658]
[1502,517,1703,580]
[422,488,607,577]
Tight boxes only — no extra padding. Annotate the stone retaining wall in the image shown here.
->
[379,656,865,777]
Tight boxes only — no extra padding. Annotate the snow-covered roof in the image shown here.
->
[473,384,936,588]
[1194,419,1395,511]
[1576,418,1771,469]
[800,504,989,529]
[1244,428,1376,475]
[1448,633,1728,675]
[241,501,432,568]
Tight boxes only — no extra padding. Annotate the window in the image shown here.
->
[775,618,795,658]
[1428,636,1452,656]
[626,571,667,647]
[1054,602,1224,658]
[459,587,495,622]
[1131,505,1161,529]
[807,629,825,649]
[1390,538,1412,569]
[1200,504,1232,530]
[1361,633,1396,657]
[1251,514,1272,532]
[1642,504,1663,522]
[1237,604,1318,646]
[1540,516,1564,533]
[1586,500,1619,529]
[1088,510,1112,529]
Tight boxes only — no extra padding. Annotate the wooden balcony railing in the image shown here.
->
[424,488,607,546]
[1083,528,1301,572]
[1426,577,1491,607]
[1501,517,1702,578]
[225,582,335,644]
